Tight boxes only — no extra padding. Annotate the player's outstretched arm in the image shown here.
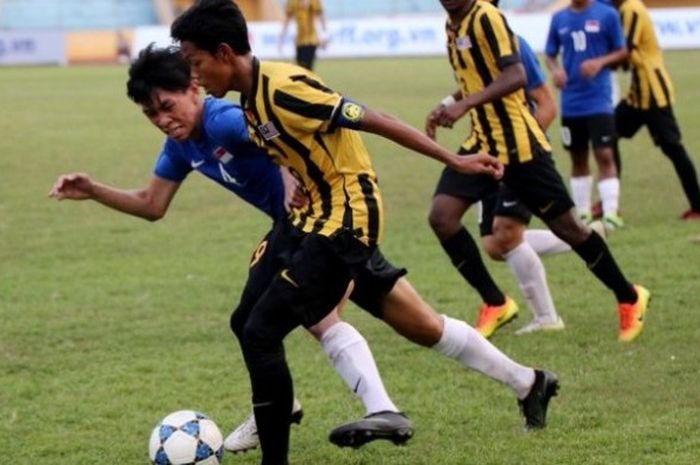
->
[360,108,503,178]
[48,173,181,221]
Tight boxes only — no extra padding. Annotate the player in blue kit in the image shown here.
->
[546,0,628,229]
[50,44,559,457]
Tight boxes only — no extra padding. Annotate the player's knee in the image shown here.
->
[481,235,505,261]
[230,304,249,341]
[659,140,685,160]
[428,208,460,239]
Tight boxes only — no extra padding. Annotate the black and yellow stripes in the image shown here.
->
[447,1,551,164]
[620,0,674,109]
[242,59,384,246]
[286,0,322,46]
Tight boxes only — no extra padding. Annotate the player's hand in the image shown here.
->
[425,105,445,140]
[552,68,567,88]
[48,172,95,200]
[437,99,471,128]
[281,167,308,212]
[447,153,503,179]
[580,58,603,79]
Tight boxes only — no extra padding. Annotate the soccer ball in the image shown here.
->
[148,410,224,465]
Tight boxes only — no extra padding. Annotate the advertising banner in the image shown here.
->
[132,8,700,60]
[0,30,66,65]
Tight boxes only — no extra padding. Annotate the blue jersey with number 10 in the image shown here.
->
[154,97,286,220]
[545,1,624,117]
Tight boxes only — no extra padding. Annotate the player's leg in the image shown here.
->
[307,304,400,417]
[296,45,316,70]
[647,106,700,218]
[366,274,558,430]
[506,155,650,342]
[479,188,563,333]
[428,161,516,337]
[227,286,401,452]
[562,117,594,222]
[240,229,372,464]
[589,115,622,229]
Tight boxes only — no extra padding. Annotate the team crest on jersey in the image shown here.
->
[584,20,600,33]
[258,121,280,141]
[456,36,472,50]
[341,102,364,123]
[214,146,233,163]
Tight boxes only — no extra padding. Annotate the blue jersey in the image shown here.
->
[545,1,625,116]
[154,97,286,220]
[597,0,613,5]
[519,36,545,92]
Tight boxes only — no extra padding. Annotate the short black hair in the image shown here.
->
[126,44,191,105]
[171,0,251,55]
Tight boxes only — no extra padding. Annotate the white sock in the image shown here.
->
[433,316,535,398]
[598,177,620,216]
[504,242,559,323]
[320,321,398,414]
[570,175,593,216]
[523,229,571,256]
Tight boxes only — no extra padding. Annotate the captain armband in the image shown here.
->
[333,98,367,130]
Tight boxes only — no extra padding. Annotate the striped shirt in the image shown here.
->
[619,0,675,109]
[241,58,384,246]
[286,0,323,47]
[447,0,551,164]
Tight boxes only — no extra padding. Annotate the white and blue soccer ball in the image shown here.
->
[148,410,224,465]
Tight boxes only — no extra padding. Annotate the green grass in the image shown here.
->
[2,51,700,464]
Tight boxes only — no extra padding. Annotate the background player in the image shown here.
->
[612,0,700,220]
[545,0,627,229]
[278,0,328,70]
[426,0,649,349]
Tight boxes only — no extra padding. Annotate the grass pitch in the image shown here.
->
[2,51,700,464]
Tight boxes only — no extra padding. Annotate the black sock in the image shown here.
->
[250,351,293,465]
[661,142,700,211]
[573,231,636,303]
[440,226,505,306]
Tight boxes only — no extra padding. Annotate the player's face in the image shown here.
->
[439,0,471,14]
[141,86,202,141]
[571,0,590,8]
[180,41,234,98]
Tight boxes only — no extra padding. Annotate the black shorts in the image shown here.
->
[478,184,532,237]
[296,45,317,70]
[350,249,407,319]
[560,114,616,151]
[241,219,373,328]
[615,100,682,146]
[434,151,574,221]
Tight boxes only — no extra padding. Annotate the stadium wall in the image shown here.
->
[3,8,700,66]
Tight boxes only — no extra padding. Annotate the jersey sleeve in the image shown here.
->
[544,14,560,57]
[153,140,191,183]
[272,74,343,134]
[518,37,545,91]
[478,8,520,69]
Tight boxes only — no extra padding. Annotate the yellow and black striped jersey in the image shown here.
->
[286,0,322,47]
[619,0,674,109]
[446,0,551,164]
[241,58,384,246]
